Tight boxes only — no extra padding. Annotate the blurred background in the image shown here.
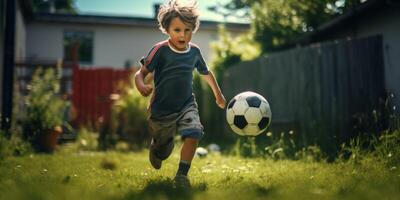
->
[1,0,399,157]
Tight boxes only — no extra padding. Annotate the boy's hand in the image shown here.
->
[216,94,226,109]
[137,84,153,97]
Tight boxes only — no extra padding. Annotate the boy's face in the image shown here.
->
[167,17,193,51]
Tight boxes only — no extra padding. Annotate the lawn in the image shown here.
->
[1,144,399,200]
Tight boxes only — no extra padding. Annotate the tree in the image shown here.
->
[32,0,77,14]
[252,0,339,52]
[210,0,364,52]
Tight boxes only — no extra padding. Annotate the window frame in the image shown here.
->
[63,30,94,65]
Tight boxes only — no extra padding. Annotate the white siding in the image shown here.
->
[15,0,26,62]
[356,8,400,108]
[27,22,242,68]
[26,23,64,61]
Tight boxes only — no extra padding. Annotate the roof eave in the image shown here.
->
[31,13,250,31]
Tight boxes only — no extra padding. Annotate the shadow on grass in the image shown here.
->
[121,178,207,200]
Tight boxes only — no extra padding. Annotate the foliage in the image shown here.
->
[22,68,66,141]
[0,131,33,160]
[210,0,364,52]
[32,0,77,14]
[352,92,399,134]
[231,130,325,161]
[76,128,99,151]
[110,79,151,150]
[233,137,257,157]
[339,129,400,166]
[264,131,297,160]
[251,0,338,52]
[339,92,400,165]
[198,25,260,145]
[210,25,260,80]
[373,130,400,166]
[335,91,399,165]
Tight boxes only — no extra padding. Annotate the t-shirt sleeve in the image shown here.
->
[195,48,209,75]
[141,45,162,72]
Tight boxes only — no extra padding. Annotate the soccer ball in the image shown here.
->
[226,91,272,136]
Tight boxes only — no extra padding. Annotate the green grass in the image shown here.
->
[1,144,399,200]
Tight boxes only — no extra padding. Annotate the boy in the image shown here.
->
[134,0,226,187]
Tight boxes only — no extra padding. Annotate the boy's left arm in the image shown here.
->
[201,71,226,109]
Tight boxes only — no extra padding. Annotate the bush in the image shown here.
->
[110,79,151,150]
[210,25,260,81]
[21,67,66,149]
[0,131,33,160]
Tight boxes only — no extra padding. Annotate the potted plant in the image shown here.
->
[22,67,66,152]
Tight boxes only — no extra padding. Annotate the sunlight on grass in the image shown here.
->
[1,146,399,200]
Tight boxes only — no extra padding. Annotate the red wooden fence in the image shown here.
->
[72,65,135,127]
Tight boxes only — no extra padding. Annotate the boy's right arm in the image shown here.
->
[134,66,153,97]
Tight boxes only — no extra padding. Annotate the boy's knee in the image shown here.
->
[183,137,198,145]
[180,128,203,140]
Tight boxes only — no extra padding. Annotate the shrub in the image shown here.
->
[0,131,33,160]
[110,79,151,150]
[263,131,297,160]
[22,67,66,149]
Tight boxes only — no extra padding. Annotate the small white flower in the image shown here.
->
[80,139,87,146]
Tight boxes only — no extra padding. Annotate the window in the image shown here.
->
[64,31,93,64]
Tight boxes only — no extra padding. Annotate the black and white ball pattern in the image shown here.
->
[226,91,272,136]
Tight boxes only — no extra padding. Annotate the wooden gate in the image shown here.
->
[72,66,135,127]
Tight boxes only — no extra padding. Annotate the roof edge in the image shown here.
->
[31,13,250,31]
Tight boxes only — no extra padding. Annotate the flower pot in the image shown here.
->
[37,126,62,152]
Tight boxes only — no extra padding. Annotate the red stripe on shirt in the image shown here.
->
[145,40,168,66]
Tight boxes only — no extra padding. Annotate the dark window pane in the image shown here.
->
[64,31,93,63]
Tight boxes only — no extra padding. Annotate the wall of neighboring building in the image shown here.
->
[15,0,27,62]
[355,7,400,107]
[307,6,400,108]
[27,21,243,68]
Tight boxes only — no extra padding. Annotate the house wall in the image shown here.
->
[312,7,400,108]
[15,0,27,62]
[26,22,242,68]
[355,7,400,107]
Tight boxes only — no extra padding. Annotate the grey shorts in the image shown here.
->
[148,103,204,140]
[148,103,204,160]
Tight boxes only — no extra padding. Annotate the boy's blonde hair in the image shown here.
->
[157,0,200,34]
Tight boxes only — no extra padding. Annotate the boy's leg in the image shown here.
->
[180,137,198,163]
[175,104,204,184]
[177,137,198,176]
[174,134,201,188]
[148,118,176,169]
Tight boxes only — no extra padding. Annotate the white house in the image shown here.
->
[1,0,249,129]
[1,0,32,129]
[26,12,250,68]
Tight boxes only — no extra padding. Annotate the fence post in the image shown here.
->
[1,0,16,135]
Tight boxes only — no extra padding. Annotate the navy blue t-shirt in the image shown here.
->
[141,40,209,118]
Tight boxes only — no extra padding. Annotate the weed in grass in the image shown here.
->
[100,158,117,170]
[0,131,33,160]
